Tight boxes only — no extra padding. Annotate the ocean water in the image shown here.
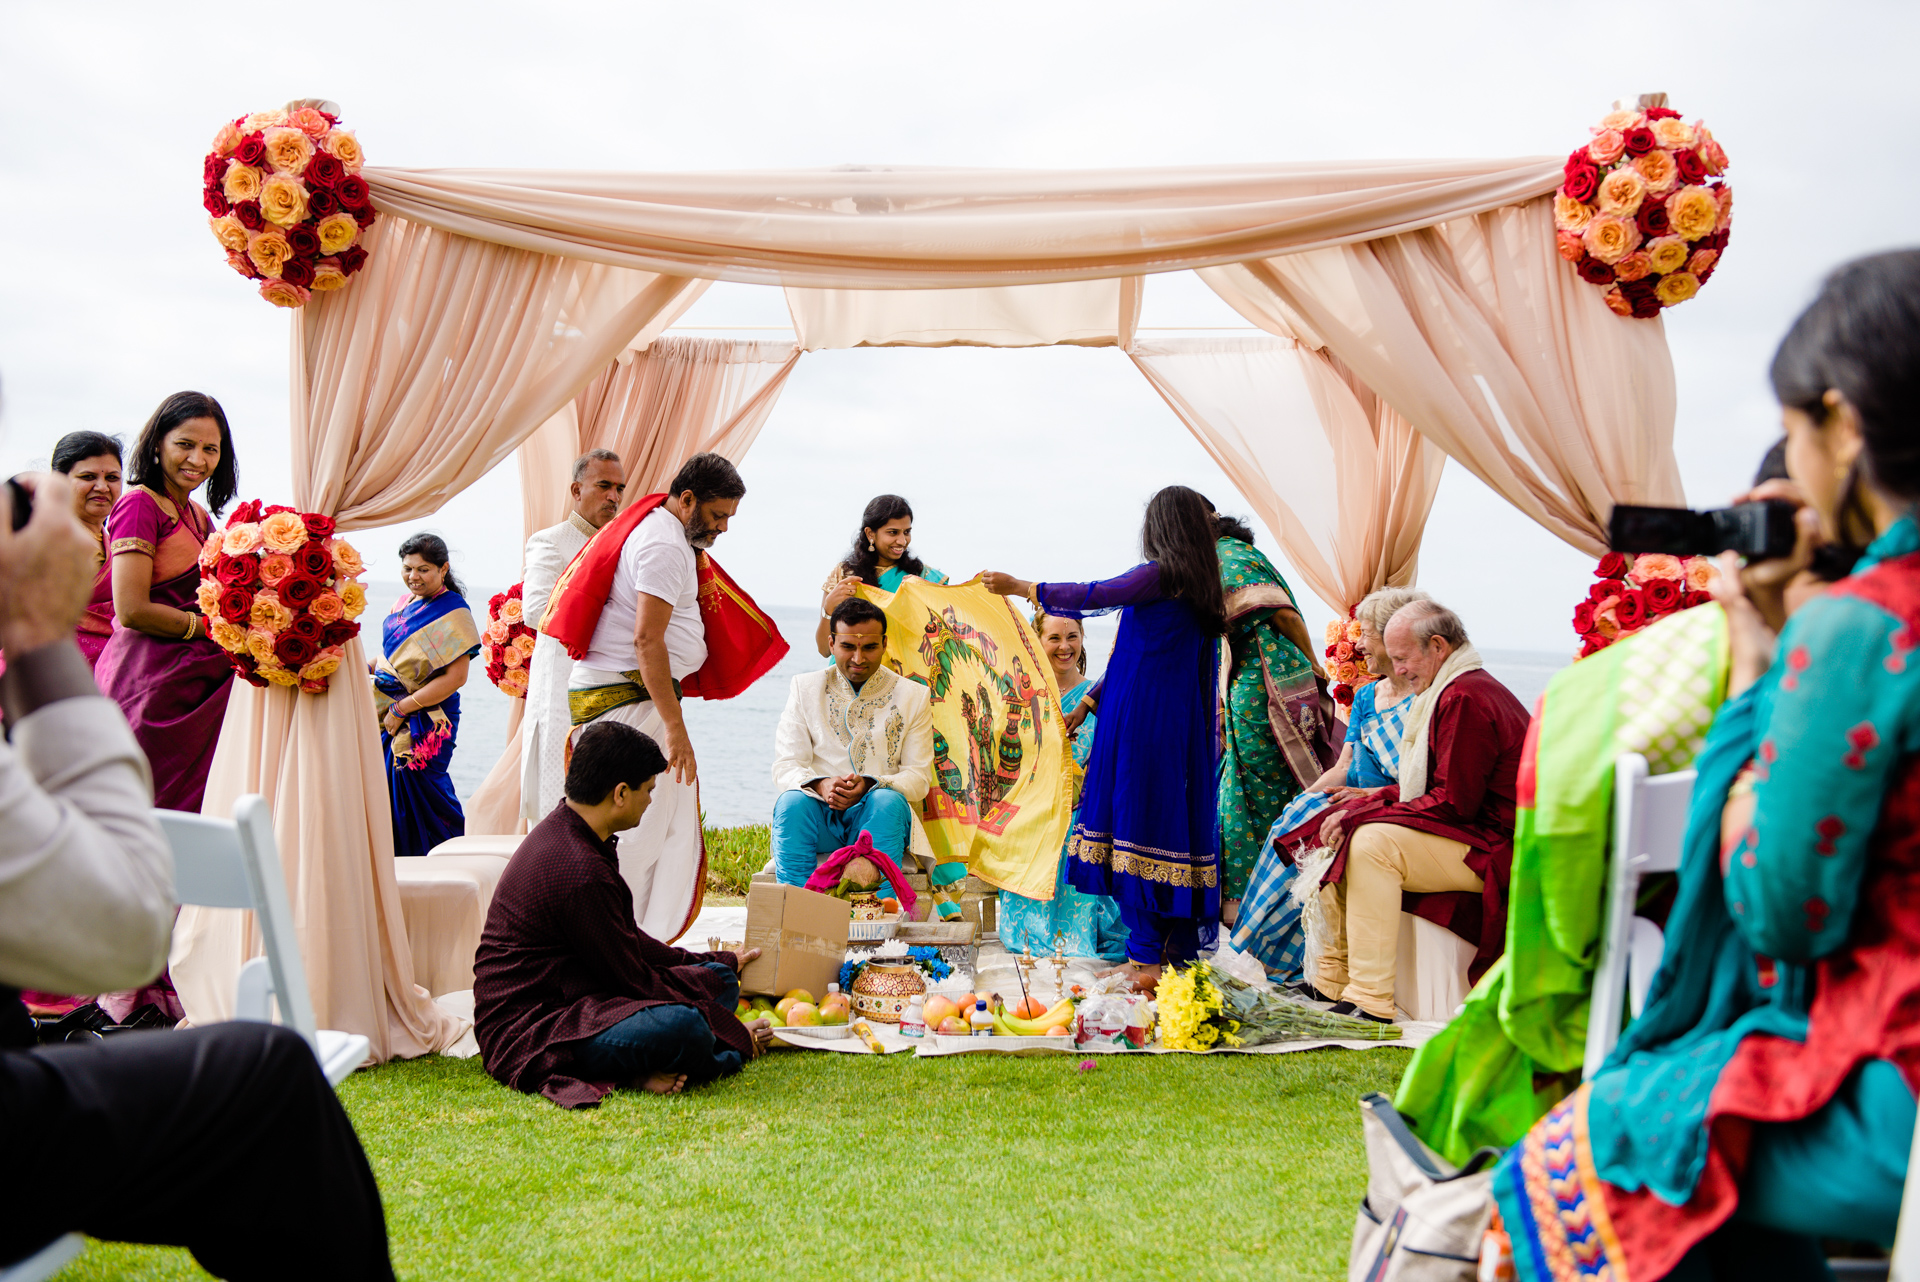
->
[420,587,1570,828]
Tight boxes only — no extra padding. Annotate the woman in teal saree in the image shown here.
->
[815,493,946,658]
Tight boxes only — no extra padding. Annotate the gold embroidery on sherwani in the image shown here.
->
[830,665,901,777]
[884,708,904,773]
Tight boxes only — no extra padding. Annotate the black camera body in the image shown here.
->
[1608,500,1799,561]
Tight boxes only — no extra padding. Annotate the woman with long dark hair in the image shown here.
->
[374,533,481,857]
[51,430,123,668]
[95,392,239,813]
[982,485,1224,983]
[814,494,946,657]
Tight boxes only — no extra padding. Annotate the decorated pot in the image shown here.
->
[849,962,926,1024]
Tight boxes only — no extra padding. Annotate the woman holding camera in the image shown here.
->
[1491,251,1920,1280]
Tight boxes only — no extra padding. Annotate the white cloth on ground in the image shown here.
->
[771,665,936,861]
[580,505,705,679]
[520,511,596,826]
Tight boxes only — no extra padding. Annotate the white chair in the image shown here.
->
[0,1234,84,1282]
[159,794,370,1086]
[1582,753,1695,1080]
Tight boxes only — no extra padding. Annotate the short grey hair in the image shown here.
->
[1390,599,1469,649]
[1355,587,1431,634]
[571,448,622,485]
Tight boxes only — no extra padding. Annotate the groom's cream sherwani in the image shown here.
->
[519,511,597,826]
[772,664,937,861]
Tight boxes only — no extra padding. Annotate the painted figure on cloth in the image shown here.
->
[373,533,480,858]
[816,493,947,658]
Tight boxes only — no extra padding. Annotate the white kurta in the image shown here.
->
[772,665,937,862]
[518,511,596,827]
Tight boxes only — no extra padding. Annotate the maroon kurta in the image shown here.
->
[474,803,751,1108]
[1320,668,1529,979]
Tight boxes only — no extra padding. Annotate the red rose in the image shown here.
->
[1572,601,1597,633]
[287,614,325,644]
[508,583,522,598]
[280,575,322,609]
[488,662,507,684]
[1565,148,1594,174]
[1615,588,1648,629]
[218,585,253,623]
[1622,279,1663,319]
[1331,683,1353,706]
[489,592,508,612]
[320,110,339,125]
[307,151,345,188]
[233,134,266,166]
[294,542,332,579]
[203,154,229,186]
[1684,589,1713,609]
[302,513,336,540]
[281,256,315,289]
[1562,164,1600,204]
[1590,577,1626,604]
[1623,127,1657,157]
[1578,635,1606,659]
[263,504,294,517]
[216,555,260,588]
[1635,197,1670,238]
[1643,578,1683,612]
[203,187,230,217]
[274,632,319,669]
[321,620,359,648]
[1596,552,1629,579]
[352,205,378,230]
[308,186,341,219]
[336,175,371,210]
[1644,106,1681,121]
[233,201,265,231]
[287,224,321,257]
[339,246,369,275]
[1576,254,1616,286]
[230,499,263,525]
[1674,149,1707,184]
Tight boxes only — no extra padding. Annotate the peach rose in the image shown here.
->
[1345,618,1364,642]
[1603,286,1633,317]
[210,619,249,652]
[1668,185,1719,240]
[259,510,308,554]
[223,163,263,204]
[251,590,294,634]
[1646,235,1690,275]
[196,580,223,616]
[211,120,243,156]
[1688,248,1719,276]
[1655,272,1700,306]
[512,632,536,657]
[243,109,289,133]
[330,538,364,579]
[1556,230,1585,262]
[1324,621,1342,645]
[311,262,349,292]
[261,665,299,687]
[1652,118,1696,150]
[1701,138,1728,177]
[501,598,525,625]
[247,229,292,278]
[1684,557,1715,590]
[299,648,343,683]
[247,628,280,667]
[1553,194,1594,233]
[1582,214,1641,266]
[262,127,314,176]
[1631,552,1685,581]
[1596,167,1647,217]
[226,251,256,279]
[1631,148,1678,196]
[1714,184,1734,231]
[259,279,311,309]
[259,552,295,586]
[339,581,367,619]
[1600,109,1644,132]
[286,107,332,139]
[1592,606,1620,638]
[503,646,525,670]
[322,129,364,174]
[1614,252,1653,283]
[315,212,358,255]
[258,173,310,228]
[309,592,345,624]
[500,667,530,698]
[485,618,510,645]
[222,522,263,555]
[1586,129,1626,166]
[199,530,225,569]
[208,214,250,254]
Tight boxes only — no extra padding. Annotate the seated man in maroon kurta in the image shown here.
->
[1312,601,1529,1022]
[474,720,772,1107]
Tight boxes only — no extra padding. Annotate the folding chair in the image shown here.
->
[159,794,369,1085]
[1582,753,1695,1080]
[0,1235,84,1282]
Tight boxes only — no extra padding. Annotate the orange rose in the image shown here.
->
[1586,129,1626,166]
[1556,230,1585,262]
[1652,118,1696,150]
[1614,251,1653,283]
[222,523,263,555]
[322,130,365,174]
[1603,286,1633,317]
[250,590,294,634]
[259,510,308,554]
[315,212,358,256]
[309,592,345,624]
[261,665,300,687]
[485,618,510,645]
[243,109,289,133]
[311,262,349,292]
[247,229,292,278]
[339,581,367,619]
[502,598,525,625]
[1714,184,1734,231]
[199,530,225,570]
[1701,137,1728,177]
[259,173,310,228]
[196,580,223,616]
[500,667,530,698]
[208,214,250,254]
[1553,195,1594,233]
[258,279,310,309]
[262,127,314,176]
[211,120,243,156]
[1631,552,1685,581]
[330,539,365,579]
[1582,214,1641,266]
[286,107,332,139]
[299,650,343,682]
[1600,109,1644,132]
[1596,167,1647,217]
[1631,148,1678,196]
[511,632,536,657]
[1655,272,1700,306]
[259,552,295,586]
[1688,248,1719,276]
[1684,557,1715,590]
[226,251,256,279]
[503,646,526,670]
[1667,185,1719,241]
[223,163,263,204]
[210,619,249,652]
[247,627,280,667]
[1646,235,1690,275]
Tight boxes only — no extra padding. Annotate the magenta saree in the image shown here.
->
[75,545,114,668]
[95,487,234,813]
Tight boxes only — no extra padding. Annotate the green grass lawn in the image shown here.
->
[704,822,770,897]
[57,1044,1408,1282]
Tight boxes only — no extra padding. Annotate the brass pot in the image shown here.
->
[849,962,926,1024]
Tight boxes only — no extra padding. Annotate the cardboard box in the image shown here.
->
[737,883,849,999]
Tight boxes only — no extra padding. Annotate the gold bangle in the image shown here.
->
[182,615,197,641]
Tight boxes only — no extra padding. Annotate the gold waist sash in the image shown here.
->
[568,671,683,726]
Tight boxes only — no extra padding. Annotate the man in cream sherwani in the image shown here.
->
[519,448,626,826]
[771,597,934,884]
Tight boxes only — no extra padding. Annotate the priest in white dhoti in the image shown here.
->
[771,597,935,885]
[520,448,626,826]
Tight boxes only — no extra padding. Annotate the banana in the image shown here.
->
[1001,998,1077,1036]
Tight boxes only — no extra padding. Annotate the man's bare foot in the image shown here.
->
[639,1072,686,1095]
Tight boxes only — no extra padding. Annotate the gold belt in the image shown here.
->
[568,671,683,726]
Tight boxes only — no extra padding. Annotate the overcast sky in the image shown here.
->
[3,3,1915,651]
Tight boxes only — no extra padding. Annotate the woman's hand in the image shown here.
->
[382,710,405,736]
[979,571,1034,599]
[1063,698,1092,733]
[1710,551,1786,700]
[1725,479,1822,633]
[823,575,858,614]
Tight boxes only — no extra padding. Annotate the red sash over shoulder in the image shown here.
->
[539,493,788,700]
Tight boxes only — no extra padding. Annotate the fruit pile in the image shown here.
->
[923,992,1077,1037]
[736,988,851,1029]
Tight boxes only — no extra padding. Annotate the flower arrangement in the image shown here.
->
[1156,960,1400,1050]
[1572,551,1714,658]
[203,103,376,309]
[196,502,368,692]
[1323,611,1376,707]
[483,584,536,698]
[1556,101,1731,317]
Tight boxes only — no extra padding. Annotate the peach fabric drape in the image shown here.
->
[1199,198,1683,555]
[786,278,1140,350]
[173,216,706,1061]
[1130,335,1443,614]
[462,337,802,828]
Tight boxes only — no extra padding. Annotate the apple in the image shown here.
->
[785,1002,821,1027]
[936,1016,969,1036]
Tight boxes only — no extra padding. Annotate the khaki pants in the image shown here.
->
[1315,824,1481,1019]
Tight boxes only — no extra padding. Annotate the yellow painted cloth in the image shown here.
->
[853,576,1072,900]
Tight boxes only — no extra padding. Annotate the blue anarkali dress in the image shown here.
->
[374,591,482,858]
[1036,563,1220,966]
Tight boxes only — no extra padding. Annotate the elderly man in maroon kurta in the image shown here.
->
[1311,601,1529,1021]
[475,720,772,1107]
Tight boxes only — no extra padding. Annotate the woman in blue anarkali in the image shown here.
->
[984,485,1226,984]
[373,533,481,858]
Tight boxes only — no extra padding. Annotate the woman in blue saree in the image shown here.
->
[815,493,947,657]
[374,534,481,858]
[984,485,1225,985]
[1230,587,1426,983]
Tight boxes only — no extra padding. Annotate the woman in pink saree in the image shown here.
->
[51,430,123,667]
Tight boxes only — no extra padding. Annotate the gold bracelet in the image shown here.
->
[182,615,197,641]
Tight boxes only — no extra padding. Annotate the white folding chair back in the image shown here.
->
[159,794,369,1085]
[1892,1116,1920,1280]
[0,1233,84,1282]
[1583,753,1694,1080]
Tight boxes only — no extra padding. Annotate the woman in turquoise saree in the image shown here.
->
[1493,251,1920,1282]
[374,534,481,859]
[998,611,1129,962]
[815,493,946,658]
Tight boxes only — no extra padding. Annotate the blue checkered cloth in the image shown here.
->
[1227,790,1337,983]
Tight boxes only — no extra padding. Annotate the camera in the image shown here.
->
[6,476,30,533]
[1608,500,1799,561]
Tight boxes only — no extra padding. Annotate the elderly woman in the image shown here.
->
[52,431,124,667]
[1492,250,1920,1280]
[1228,587,1428,986]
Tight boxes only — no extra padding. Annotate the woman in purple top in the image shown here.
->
[983,485,1227,986]
[95,392,240,815]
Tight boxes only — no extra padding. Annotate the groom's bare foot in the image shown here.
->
[639,1072,686,1095]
